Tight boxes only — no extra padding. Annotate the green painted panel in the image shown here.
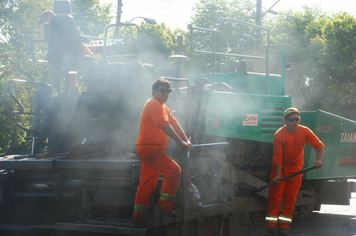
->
[301,110,356,179]
[186,72,284,95]
[204,92,291,143]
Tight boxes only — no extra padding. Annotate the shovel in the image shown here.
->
[239,166,316,193]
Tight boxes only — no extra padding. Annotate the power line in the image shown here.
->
[146,5,195,11]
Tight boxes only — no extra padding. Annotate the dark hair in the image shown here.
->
[152,78,170,90]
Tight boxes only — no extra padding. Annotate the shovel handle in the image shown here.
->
[260,166,316,191]
[279,166,315,182]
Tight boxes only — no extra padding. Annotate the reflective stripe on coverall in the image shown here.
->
[133,147,181,222]
[265,168,302,230]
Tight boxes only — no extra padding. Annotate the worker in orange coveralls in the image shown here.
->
[265,108,325,236]
[132,78,193,228]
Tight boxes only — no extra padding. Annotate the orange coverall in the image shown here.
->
[265,125,324,230]
[133,97,181,223]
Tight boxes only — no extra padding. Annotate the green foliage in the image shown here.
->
[186,0,256,74]
[0,0,111,154]
[322,13,356,84]
[192,0,254,28]
[71,0,112,36]
[103,22,176,67]
[188,1,356,119]
[0,0,51,153]
[266,7,328,109]
[3,0,356,154]
[139,23,176,67]
[266,7,356,119]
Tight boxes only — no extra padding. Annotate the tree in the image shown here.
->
[316,13,356,118]
[0,0,111,154]
[188,1,356,119]
[139,23,176,67]
[0,0,51,153]
[322,13,356,85]
[71,0,111,36]
[266,6,329,109]
[267,8,356,119]
[185,0,257,74]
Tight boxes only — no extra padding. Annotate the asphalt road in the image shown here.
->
[249,193,356,236]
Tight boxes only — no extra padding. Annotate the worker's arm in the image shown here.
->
[306,128,325,169]
[273,165,282,184]
[172,122,194,151]
[162,124,193,151]
[314,147,324,169]
[272,133,283,184]
[172,122,189,141]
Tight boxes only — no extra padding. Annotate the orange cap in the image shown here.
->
[284,107,300,117]
[36,10,55,24]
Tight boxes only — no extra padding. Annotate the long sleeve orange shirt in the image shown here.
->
[272,125,325,171]
[136,98,177,152]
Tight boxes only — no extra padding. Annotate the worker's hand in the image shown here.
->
[314,160,322,169]
[180,141,194,151]
[186,141,194,151]
[273,175,281,185]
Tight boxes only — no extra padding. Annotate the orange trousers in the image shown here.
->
[265,168,302,230]
[133,146,181,223]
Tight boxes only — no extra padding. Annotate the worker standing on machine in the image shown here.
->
[132,78,193,228]
[265,107,325,236]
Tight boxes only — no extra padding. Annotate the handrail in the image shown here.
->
[103,23,140,61]
[188,18,271,94]
[30,39,49,64]
[0,124,18,157]
[3,79,51,156]
[180,142,231,236]
[163,77,191,98]
[7,79,50,114]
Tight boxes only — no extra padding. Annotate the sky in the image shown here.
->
[100,0,356,29]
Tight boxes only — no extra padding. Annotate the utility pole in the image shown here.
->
[255,0,262,54]
[255,0,280,57]
[256,0,262,26]
[255,0,263,71]
[114,0,123,38]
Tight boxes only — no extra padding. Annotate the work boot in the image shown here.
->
[278,228,288,236]
[154,206,178,217]
[266,227,277,235]
[132,220,147,228]
[132,214,148,228]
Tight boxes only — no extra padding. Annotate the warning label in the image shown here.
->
[243,114,258,126]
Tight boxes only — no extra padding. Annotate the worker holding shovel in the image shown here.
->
[265,108,325,236]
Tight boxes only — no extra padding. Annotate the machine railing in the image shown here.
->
[30,39,49,64]
[164,77,191,107]
[188,18,271,94]
[179,142,231,236]
[1,79,51,156]
[102,23,140,62]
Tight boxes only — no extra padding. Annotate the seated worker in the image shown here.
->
[36,10,94,69]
